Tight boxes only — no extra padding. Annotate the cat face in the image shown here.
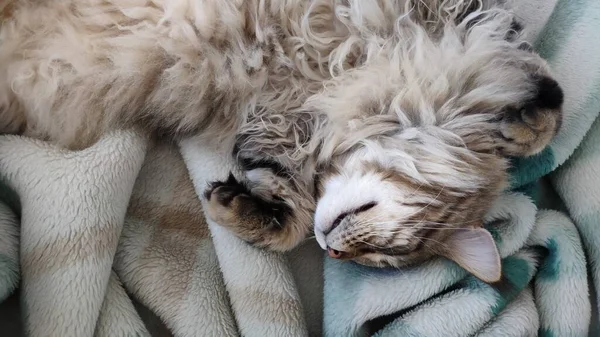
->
[313,137,508,282]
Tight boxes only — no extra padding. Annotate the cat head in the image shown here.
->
[310,10,563,282]
[313,135,507,282]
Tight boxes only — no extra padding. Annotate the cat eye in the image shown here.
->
[331,212,349,231]
[356,201,377,213]
[329,201,377,232]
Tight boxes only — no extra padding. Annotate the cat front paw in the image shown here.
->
[498,76,563,157]
[203,173,308,251]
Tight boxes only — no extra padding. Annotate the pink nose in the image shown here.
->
[327,247,345,259]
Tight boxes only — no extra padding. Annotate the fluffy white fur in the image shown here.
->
[0,0,563,277]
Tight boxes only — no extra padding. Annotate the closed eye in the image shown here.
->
[355,201,377,213]
[331,212,348,230]
[328,201,378,233]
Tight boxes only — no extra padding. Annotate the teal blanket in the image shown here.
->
[324,0,600,336]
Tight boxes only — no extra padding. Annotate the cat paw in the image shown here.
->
[497,76,563,157]
[203,173,305,251]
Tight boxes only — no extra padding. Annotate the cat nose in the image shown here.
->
[327,247,347,259]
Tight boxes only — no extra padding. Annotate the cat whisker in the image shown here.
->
[404,186,446,219]
[393,226,466,230]
[411,235,448,249]
[351,238,388,250]
[356,212,392,224]
[407,181,425,199]
[392,218,481,226]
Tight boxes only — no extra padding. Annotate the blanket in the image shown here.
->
[0,0,599,336]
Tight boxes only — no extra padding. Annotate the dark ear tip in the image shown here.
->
[536,76,564,109]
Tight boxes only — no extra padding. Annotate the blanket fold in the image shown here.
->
[323,195,590,337]
[115,142,238,337]
[94,271,150,337]
[0,131,147,336]
[0,0,599,336]
[0,200,19,303]
[179,138,309,337]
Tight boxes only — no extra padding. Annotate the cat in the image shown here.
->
[0,0,563,282]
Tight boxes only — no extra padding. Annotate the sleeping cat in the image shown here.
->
[0,0,562,282]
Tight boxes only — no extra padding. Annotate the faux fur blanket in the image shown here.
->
[0,0,599,336]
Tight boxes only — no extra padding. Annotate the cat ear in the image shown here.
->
[440,227,501,283]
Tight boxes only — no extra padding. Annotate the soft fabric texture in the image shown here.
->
[0,131,149,337]
[0,0,599,336]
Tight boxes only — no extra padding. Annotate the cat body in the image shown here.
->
[0,0,563,281]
